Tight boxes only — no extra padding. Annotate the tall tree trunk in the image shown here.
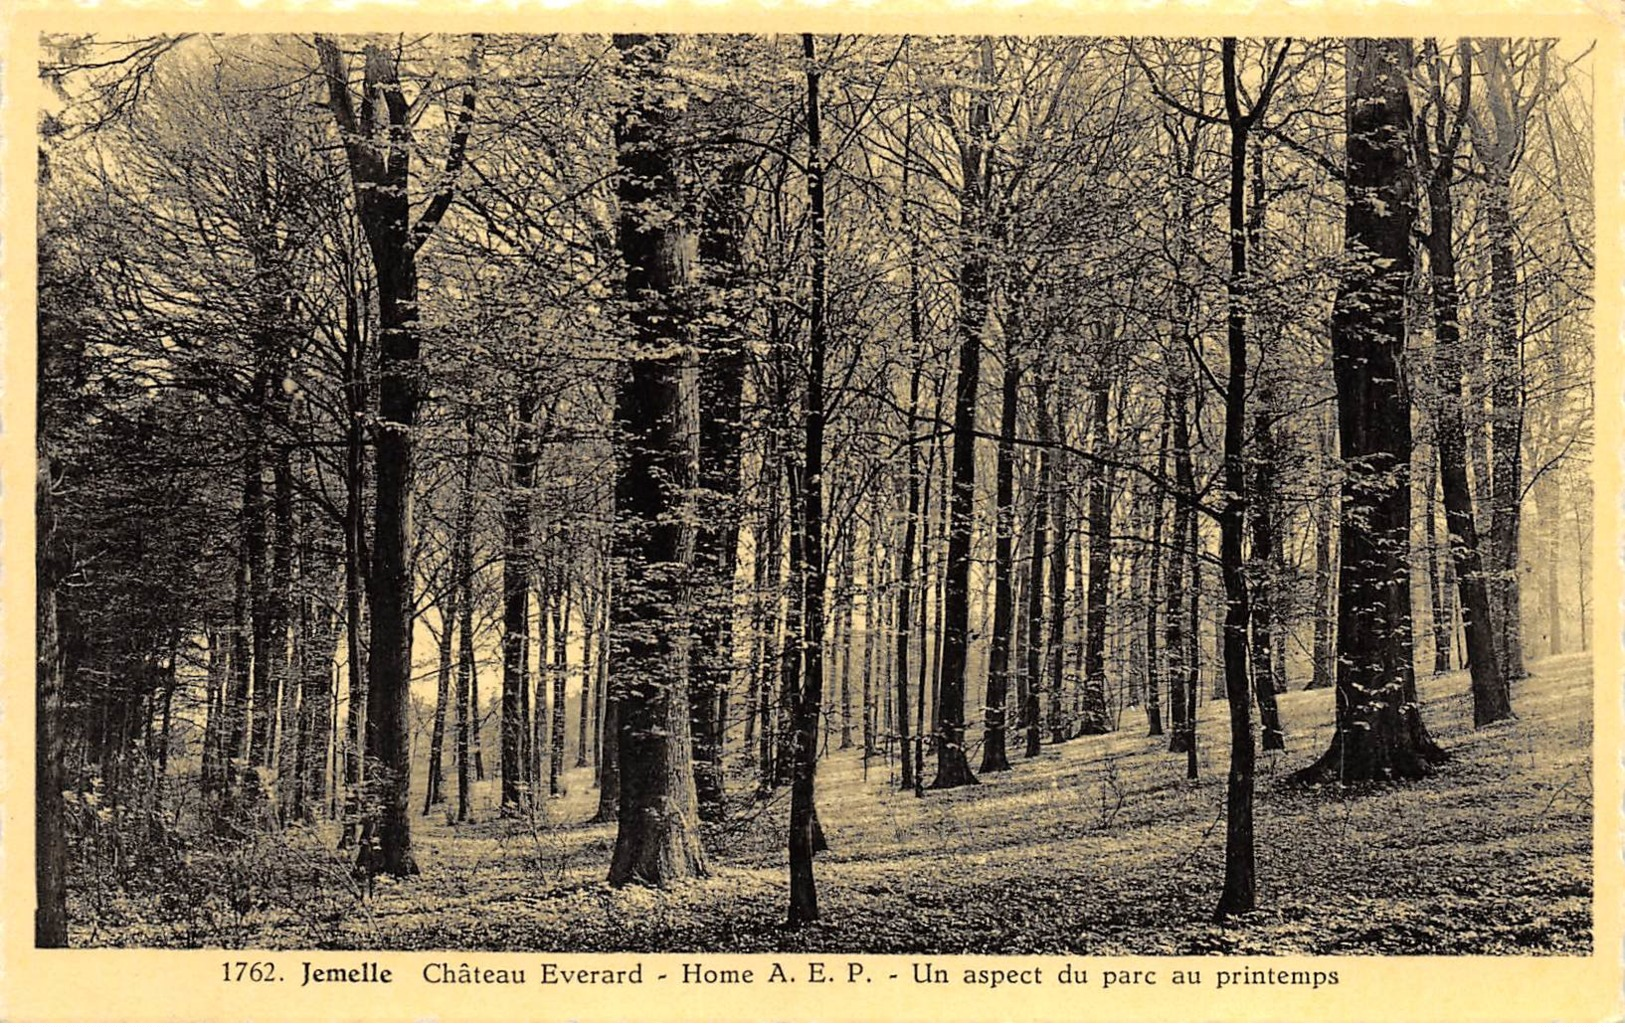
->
[240,375,269,777]
[501,397,536,813]
[837,531,856,750]
[550,582,572,796]
[1166,382,1192,755]
[1079,372,1113,736]
[1216,38,1265,917]
[424,577,456,814]
[1419,38,1511,723]
[430,433,475,814]
[594,570,610,777]
[1297,37,1447,785]
[753,430,784,795]
[456,543,478,822]
[1308,415,1336,690]
[777,461,804,788]
[607,33,706,886]
[316,36,478,876]
[862,510,880,757]
[202,625,227,803]
[1249,395,1286,751]
[1144,410,1168,735]
[577,581,597,769]
[298,585,339,823]
[1540,478,1561,657]
[894,365,922,789]
[1047,394,1070,749]
[931,37,994,791]
[788,32,830,923]
[691,169,748,820]
[270,452,297,788]
[531,573,549,794]
[36,452,69,947]
[225,426,262,802]
[1482,58,1528,685]
[339,287,368,843]
[1186,469,1202,780]
[1424,445,1453,676]
[1023,377,1052,758]
[982,341,1020,772]
[592,693,620,825]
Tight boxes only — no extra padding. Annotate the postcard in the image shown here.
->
[4,1,1619,1019]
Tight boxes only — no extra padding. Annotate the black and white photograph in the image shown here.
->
[32,28,1596,964]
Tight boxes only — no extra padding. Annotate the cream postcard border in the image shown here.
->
[2,2,1620,1020]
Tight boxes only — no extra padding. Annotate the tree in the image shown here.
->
[606,33,707,887]
[1415,38,1512,726]
[788,31,831,924]
[314,34,481,876]
[931,38,995,790]
[1296,38,1447,784]
[36,450,70,947]
[691,164,749,821]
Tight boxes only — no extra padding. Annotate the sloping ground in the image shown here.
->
[83,654,1593,953]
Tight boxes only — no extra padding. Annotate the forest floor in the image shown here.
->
[81,653,1593,954]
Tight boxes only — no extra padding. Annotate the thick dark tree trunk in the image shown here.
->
[931,38,995,791]
[1485,181,1525,684]
[607,33,706,887]
[1215,39,1273,918]
[1472,40,1527,684]
[317,36,477,876]
[788,33,831,924]
[362,254,421,874]
[1296,38,1447,785]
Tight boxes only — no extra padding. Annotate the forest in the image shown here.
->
[34,32,1594,953]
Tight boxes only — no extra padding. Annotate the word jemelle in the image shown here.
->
[299,961,392,986]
